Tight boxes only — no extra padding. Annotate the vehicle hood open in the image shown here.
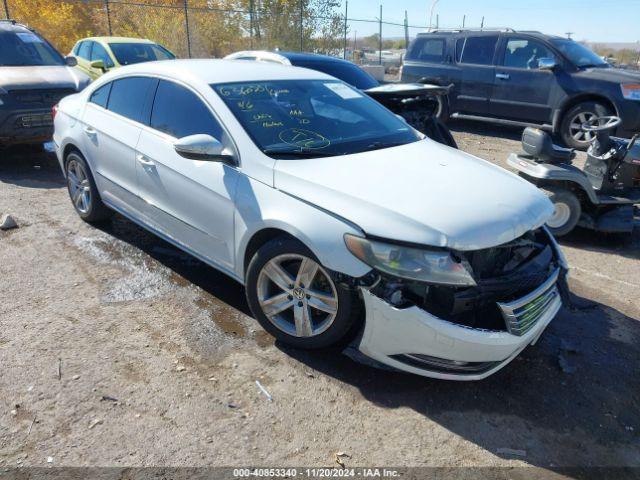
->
[273,139,554,251]
[0,66,88,92]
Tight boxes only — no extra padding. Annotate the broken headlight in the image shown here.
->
[344,234,476,286]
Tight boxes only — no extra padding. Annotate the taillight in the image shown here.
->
[51,103,58,121]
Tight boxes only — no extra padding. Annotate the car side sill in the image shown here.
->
[451,113,553,131]
[102,198,244,285]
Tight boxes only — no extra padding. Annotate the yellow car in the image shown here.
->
[69,37,175,80]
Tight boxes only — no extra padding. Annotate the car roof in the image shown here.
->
[81,36,155,44]
[275,51,350,64]
[0,20,35,33]
[416,30,565,41]
[105,59,335,84]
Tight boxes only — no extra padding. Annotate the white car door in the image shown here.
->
[81,77,156,215]
[135,79,240,272]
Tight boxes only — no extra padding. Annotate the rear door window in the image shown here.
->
[407,37,446,63]
[150,80,224,140]
[107,77,155,124]
[458,36,499,65]
[89,83,111,108]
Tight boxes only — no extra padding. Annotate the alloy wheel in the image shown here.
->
[67,158,92,214]
[568,112,597,143]
[256,254,338,338]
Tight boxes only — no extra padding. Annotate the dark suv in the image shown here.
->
[0,20,90,147]
[401,29,640,149]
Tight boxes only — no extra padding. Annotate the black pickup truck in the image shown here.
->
[401,29,640,149]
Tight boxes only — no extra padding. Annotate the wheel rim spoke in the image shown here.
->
[259,292,293,317]
[263,260,295,291]
[307,289,338,314]
[296,257,318,288]
[293,301,314,337]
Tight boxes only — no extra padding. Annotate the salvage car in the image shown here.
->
[224,50,457,148]
[0,20,90,147]
[53,60,568,380]
[70,36,175,80]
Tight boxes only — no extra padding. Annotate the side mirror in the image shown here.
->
[174,134,235,163]
[65,56,78,67]
[538,57,557,71]
[90,59,106,71]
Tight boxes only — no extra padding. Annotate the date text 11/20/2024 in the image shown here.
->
[232,468,401,477]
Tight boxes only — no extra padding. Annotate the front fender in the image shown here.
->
[233,175,372,282]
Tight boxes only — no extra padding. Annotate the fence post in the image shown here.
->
[3,0,9,19]
[299,0,303,51]
[480,16,484,30]
[378,4,382,66]
[249,0,254,49]
[404,10,408,49]
[104,0,112,36]
[343,0,348,59]
[184,0,192,58]
[462,14,465,28]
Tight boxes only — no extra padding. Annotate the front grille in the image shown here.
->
[16,112,52,128]
[497,268,561,336]
[9,88,75,106]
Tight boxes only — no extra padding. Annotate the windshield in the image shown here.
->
[550,39,608,68]
[294,60,380,90]
[108,43,175,66]
[0,31,65,66]
[213,80,421,158]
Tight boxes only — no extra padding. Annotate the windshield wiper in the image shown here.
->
[263,148,340,158]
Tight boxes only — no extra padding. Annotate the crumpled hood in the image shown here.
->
[0,66,89,91]
[274,139,554,251]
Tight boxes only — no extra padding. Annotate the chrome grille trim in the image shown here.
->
[497,268,560,336]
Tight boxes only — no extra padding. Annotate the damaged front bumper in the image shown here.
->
[354,229,566,380]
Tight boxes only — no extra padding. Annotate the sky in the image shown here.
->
[338,0,640,44]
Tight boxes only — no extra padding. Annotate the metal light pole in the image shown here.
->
[378,4,382,66]
[3,0,9,19]
[343,0,348,59]
[428,0,439,31]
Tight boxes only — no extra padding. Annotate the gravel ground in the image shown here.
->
[0,121,638,471]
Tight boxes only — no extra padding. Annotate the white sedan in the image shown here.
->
[53,59,567,380]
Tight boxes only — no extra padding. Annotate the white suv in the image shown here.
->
[53,59,567,380]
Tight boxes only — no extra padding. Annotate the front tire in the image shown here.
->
[65,151,112,223]
[245,237,359,349]
[560,101,612,150]
[543,187,581,236]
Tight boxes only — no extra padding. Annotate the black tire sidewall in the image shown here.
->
[245,237,359,350]
[65,151,111,223]
[543,187,582,236]
[560,101,612,150]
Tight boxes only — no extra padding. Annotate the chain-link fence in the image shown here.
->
[1,0,467,65]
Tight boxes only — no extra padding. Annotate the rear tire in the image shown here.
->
[65,151,112,223]
[245,236,359,349]
[542,187,581,237]
[560,101,612,150]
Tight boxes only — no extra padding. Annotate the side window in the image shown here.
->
[150,80,224,140]
[77,41,92,60]
[89,83,111,108]
[408,37,446,62]
[107,77,154,123]
[503,38,555,69]
[459,36,499,65]
[90,42,114,68]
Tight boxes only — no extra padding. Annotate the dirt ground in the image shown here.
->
[0,121,638,472]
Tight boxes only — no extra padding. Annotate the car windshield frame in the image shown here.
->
[108,42,175,66]
[0,31,66,67]
[212,79,422,159]
[550,39,609,68]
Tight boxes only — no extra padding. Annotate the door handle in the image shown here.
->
[496,73,510,80]
[136,154,155,167]
[83,126,97,137]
